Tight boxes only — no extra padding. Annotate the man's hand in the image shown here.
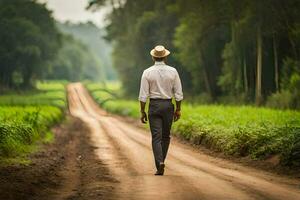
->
[140,101,147,124]
[174,110,181,122]
[140,111,148,124]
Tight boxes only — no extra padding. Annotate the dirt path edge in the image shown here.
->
[0,116,117,200]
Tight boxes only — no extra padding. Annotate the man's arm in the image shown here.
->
[138,71,149,123]
[175,100,181,111]
[173,70,183,122]
[140,101,147,123]
[174,100,181,122]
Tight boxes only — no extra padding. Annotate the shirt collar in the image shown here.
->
[154,61,165,65]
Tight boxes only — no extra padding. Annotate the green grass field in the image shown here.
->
[0,81,67,108]
[86,83,300,166]
[0,81,67,162]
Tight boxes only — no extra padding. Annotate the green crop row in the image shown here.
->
[85,82,122,106]
[0,81,67,108]
[0,106,63,157]
[0,81,67,162]
[85,81,121,93]
[172,105,300,166]
[36,80,67,91]
[86,83,300,167]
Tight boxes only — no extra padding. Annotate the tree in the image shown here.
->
[0,0,61,89]
[174,0,230,99]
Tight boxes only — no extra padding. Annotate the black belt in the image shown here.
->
[150,98,172,101]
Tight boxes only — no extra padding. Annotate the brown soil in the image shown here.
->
[0,116,117,200]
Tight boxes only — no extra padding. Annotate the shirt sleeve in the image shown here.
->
[173,69,183,101]
[138,71,149,102]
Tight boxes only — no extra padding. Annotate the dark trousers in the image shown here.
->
[148,99,174,170]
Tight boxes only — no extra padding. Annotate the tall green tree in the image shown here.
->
[0,0,61,89]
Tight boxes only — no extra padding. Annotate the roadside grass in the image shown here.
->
[0,81,67,163]
[172,105,300,165]
[85,81,122,106]
[103,100,143,118]
[43,131,55,144]
[85,81,121,92]
[36,80,67,91]
[0,81,66,108]
[86,83,300,167]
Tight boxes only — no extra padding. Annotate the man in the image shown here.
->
[138,45,183,176]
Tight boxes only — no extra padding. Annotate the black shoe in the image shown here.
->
[155,163,165,176]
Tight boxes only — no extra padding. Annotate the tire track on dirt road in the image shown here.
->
[68,83,300,200]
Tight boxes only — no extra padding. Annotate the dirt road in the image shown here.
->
[68,83,300,200]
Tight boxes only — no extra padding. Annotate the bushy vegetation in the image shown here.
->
[86,83,300,166]
[0,82,66,161]
[266,59,300,109]
[85,82,122,106]
[172,105,300,166]
[0,106,63,157]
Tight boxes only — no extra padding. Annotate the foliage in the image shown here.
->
[172,105,300,165]
[0,0,61,89]
[0,2,104,88]
[0,106,62,157]
[57,21,117,80]
[90,0,300,108]
[89,0,191,96]
[0,81,66,160]
[36,81,67,91]
[0,82,67,108]
[45,34,103,81]
[86,81,121,93]
[85,82,122,106]
[266,91,295,109]
[267,58,300,109]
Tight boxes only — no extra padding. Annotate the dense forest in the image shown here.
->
[0,0,105,90]
[89,0,300,109]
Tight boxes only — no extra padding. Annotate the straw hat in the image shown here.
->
[150,45,170,58]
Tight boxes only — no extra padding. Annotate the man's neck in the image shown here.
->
[154,61,165,65]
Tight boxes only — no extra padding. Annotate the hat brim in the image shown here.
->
[150,49,170,58]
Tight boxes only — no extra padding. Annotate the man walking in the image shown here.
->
[138,45,183,176]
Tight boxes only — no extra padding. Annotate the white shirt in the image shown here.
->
[138,61,183,102]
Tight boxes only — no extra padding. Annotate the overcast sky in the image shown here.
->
[39,0,107,27]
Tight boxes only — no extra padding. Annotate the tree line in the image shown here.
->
[0,0,104,90]
[89,0,300,109]
[57,22,117,80]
